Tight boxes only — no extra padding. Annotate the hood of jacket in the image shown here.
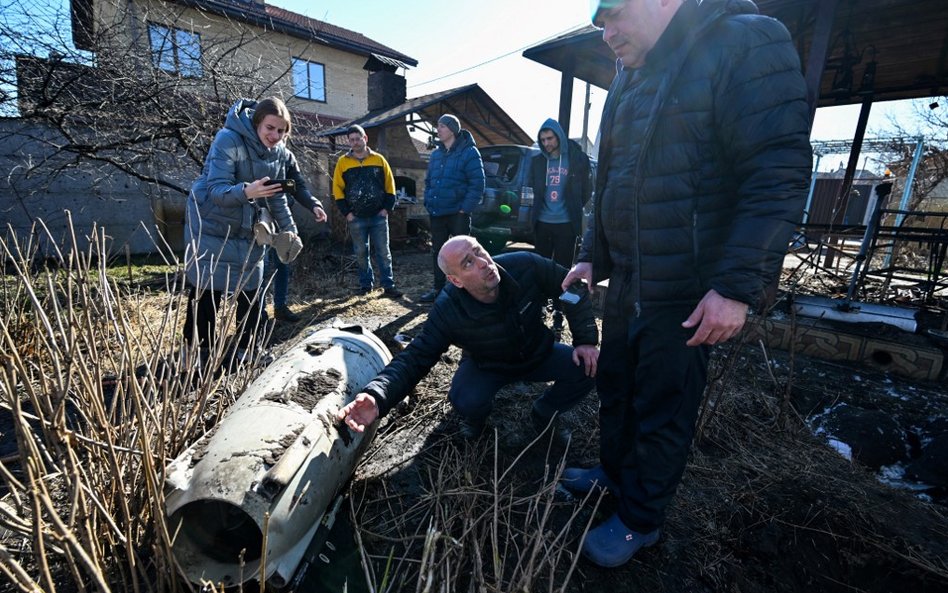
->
[536,118,569,159]
[225,98,285,164]
[442,129,477,153]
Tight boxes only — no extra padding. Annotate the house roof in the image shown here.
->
[261,2,416,66]
[316,84,532,147]
[523,0,948,107]
[70,0,417,67]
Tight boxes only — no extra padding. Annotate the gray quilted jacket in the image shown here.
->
[185,99,299,292]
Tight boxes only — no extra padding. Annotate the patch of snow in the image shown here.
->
[879,463,905,482]
[884,387,909,400]
[807,402,847,428]
[878,463,932,492]
[827,438,852,461]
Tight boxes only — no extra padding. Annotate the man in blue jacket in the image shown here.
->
[419,115,486,303]
[338,235,599,441]
[560,0,812,568]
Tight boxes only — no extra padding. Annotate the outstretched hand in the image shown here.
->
[336,393,379,433]
[682,289,748,347]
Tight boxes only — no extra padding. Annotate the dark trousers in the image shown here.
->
[430,212,471,290]
[597,306,709,533]
[533,221,577,270]
[183,285,264,352]
[448,342,594,422]
[534,222,578,326]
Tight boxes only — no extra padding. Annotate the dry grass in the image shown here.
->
[1,222,947,593]
[0,224,601,592]
[0,224,266,592]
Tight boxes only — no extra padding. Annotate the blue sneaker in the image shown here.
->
[581,513,660,568]
[560,465,618,495]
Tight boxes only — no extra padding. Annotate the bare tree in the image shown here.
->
[1,0,325,227]
[883,97,948,210]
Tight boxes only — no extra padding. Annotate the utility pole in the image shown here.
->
[581,82,591,152]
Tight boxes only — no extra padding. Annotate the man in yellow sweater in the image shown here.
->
[332,125,402,297]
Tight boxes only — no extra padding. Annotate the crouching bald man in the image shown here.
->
[338,235,599,441]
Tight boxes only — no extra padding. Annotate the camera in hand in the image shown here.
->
[264,178,296,194]
[559,281,587,305]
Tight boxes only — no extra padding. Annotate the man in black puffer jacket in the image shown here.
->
[560,0,812,568]
[338,235,599,440]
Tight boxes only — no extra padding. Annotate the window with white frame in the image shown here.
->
[148,23,203,78]
[292,58,326,102]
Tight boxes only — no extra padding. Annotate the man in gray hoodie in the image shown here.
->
[530,118,593,331]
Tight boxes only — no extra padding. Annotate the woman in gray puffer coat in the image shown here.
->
[183,97,325,363]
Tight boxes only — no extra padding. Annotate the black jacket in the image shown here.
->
[580,0,812,314]
[363,251,599,417]
[530,138,592,237]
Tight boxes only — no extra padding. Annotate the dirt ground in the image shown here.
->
[265,238,947,593]
[3,232,946,593]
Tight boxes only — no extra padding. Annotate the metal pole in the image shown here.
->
[802,152,822,224]
[894,136,925,227]
[845,181,893,305]
[883,136,925,268]
[823,96,873,269]
[582,81,591,152]
[804,0,838,126]
[558,66,575,135]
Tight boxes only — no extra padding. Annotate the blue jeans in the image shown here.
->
[263,249,290,308]
[349,214,395,290]
[447,342,594,422]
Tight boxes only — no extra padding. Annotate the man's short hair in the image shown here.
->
[437,249,450,275]
[346,124,367,137]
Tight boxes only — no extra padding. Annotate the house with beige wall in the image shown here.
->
[70,0,416,122]
[3,0,416,254]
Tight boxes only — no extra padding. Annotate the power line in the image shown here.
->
[407,22,589,89]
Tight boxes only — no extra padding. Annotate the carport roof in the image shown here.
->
[316,83,532,147]
[524,0,948,107]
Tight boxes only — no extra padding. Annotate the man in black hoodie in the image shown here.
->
[530,118,593,332]
[560,0,812,568]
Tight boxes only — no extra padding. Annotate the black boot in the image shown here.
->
[274,305,302,322]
